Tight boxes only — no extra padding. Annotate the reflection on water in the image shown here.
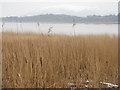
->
[0,22,118,35]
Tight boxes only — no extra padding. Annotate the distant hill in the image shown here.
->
[1,14,118,23]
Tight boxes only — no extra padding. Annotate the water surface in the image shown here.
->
[1,22,118,35]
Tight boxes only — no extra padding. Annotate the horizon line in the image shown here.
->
[1,13,118,18]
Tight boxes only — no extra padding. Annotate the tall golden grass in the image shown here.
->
[2,32,118,88]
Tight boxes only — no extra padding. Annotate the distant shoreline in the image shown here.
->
[1,14,118,24]
[0,21,119,24]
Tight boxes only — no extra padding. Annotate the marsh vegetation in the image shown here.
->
[2,32,118,88]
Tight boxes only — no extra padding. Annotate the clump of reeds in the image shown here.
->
[2,32,118,88]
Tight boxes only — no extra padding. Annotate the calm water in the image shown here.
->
[1,22,118,35]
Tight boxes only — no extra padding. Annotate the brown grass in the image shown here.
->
[2,32,118,88]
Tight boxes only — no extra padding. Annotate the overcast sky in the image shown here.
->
[0,0,119,17]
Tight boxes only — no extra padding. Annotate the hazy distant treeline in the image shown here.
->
[1,14,118,23]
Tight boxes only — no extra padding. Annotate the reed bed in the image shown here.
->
[2,32,118,88]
